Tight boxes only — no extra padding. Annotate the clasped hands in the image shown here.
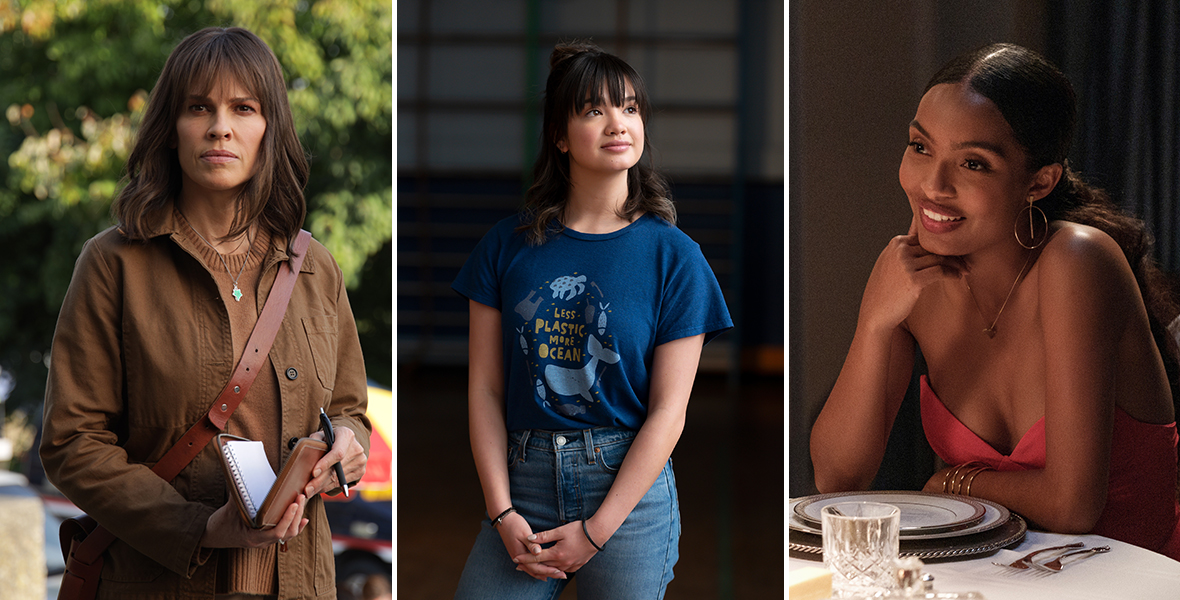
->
[498,512,605,582]
[201,425,367,549]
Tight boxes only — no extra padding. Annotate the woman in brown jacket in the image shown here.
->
[40,27,370,599]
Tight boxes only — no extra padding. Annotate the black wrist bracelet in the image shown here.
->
[581,519,605,552]
[491,506,517,529]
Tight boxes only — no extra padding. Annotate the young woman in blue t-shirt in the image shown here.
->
[452,42,732,598]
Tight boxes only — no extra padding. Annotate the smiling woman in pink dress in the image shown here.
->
[810,43,1180,560]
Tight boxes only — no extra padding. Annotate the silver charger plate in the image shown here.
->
[789,512,1027,562]
[790,491,1009,540]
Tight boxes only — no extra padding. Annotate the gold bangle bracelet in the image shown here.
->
[963,467,991,497]
[956,466,986,495]
[945,462,987,494]
[952,467,969,494]
[942,464,967,493]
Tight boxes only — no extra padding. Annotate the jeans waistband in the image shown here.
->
[509,427,636,464]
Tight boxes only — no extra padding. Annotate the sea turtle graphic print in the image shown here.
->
[513,273,618,417]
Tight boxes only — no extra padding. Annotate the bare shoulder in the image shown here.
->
[1037,221,1138,306]
[1039,221,1131,277]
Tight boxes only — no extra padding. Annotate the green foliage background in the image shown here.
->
[0,0,393,418]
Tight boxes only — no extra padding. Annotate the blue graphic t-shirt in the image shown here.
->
[453,213,733,431]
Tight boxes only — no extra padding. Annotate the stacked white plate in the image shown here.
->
[789,491,1026,561]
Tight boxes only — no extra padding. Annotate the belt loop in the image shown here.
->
[519,430,532,463]
[583,428,595,464]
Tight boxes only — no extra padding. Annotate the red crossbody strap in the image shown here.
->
[69,230,312,568]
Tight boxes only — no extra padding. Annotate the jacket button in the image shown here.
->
[286,367,298,380]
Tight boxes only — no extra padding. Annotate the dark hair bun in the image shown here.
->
[550,40,602,69]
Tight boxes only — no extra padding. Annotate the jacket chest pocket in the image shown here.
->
[302,316,338,391]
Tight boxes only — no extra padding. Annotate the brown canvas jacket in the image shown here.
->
[40,209,371,599]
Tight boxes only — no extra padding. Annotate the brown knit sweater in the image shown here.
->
[176,210,282,596]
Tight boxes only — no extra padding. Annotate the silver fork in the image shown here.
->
[991,542,1085,570]
[1029,545,1111,572]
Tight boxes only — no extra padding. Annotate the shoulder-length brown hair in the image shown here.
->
[112,27,308,253]
[520,41,674,244]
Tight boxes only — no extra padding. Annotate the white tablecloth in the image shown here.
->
[789,530,1180,600]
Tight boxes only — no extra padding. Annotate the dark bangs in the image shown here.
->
[163,30,282,136]
[521,41,674,245]
[549,50,650,136]
[115,27,307,249]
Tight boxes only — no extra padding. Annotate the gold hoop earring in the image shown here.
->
[1015,194,1048,249]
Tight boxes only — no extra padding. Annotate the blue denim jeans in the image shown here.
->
[454,427,680,599]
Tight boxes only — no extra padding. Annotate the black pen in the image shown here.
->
[319,408,350,497]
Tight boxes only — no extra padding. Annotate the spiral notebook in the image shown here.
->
[216,434,328,529]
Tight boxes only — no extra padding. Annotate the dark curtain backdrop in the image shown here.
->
[1049,1,1180,272]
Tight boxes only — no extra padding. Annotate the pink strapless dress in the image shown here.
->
[920,375,1180,561]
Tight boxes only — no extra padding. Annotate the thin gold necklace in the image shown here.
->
[185,222,252,302]
[965,250,1034,338]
